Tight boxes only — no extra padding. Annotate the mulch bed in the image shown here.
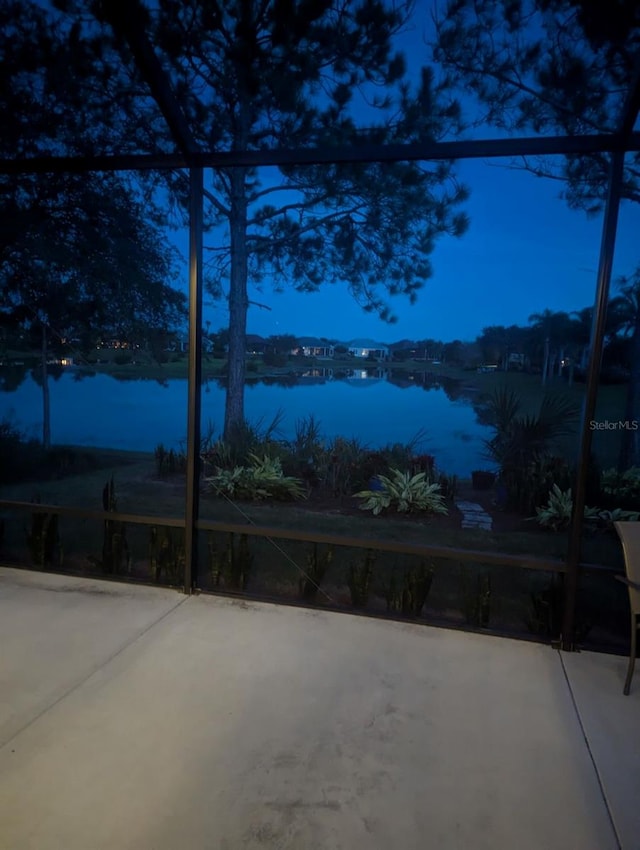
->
[296,482,529,535]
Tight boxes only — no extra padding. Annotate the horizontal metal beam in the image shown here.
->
[1,497,565,572]
[0,500,185,528]
[195,518,566,573]
[2,131,639,175]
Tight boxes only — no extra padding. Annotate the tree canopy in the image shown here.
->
[0,0,187,446]
[433,0,640,465]
[50,0,471,438]
[432,0,640,212]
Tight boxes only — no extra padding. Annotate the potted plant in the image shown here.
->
[471,469,496,490]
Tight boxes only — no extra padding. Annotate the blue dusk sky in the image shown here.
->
[168,1,640,344]
[191,160,640,345]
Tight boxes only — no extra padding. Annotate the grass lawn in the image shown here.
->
[0,446,628,649]
[1,356,630,606]
[0,446,623,567]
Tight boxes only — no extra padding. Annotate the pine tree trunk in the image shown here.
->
[619,319,640,470]
[224,168,249,441]
[542,337,549,385]
[41,323,51,450]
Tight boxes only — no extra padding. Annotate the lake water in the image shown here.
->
[0,369,492,476]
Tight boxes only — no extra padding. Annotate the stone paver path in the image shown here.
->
[455,500,493,530]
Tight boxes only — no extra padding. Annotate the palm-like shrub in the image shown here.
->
[354,469,448,516]
[483,388,578,513]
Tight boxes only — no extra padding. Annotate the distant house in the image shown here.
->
[294,337,334,358]
[347,338,389,360]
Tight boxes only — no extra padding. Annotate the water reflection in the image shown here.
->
[0,367,492,474]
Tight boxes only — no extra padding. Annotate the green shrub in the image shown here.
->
[384,560,434,617]
[530,485,639,531]
[526,576,563,636]
[461,565,491,628]
[203,413,285,471]
[584,507,640,531]
[113,352,133,365]
[154,443,187,476]
[483,388,578,513]
[315,435,370,495]
[601,466,640,507]
[25,510,62,569]
[436,471,458,501]
[283,414,325,482]
[299,543,333,602]
[354,469,448,516]
[530,484,574,530]
[348,549,376,608]
[206,454,305,501]
[208,532,252,591]
[0,417,43,483]
[87,477,130,575]
[149,526,185,585]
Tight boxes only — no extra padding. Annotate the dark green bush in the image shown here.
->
[0,418,43,483]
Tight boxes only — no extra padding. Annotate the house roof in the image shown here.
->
[347,338,389,349]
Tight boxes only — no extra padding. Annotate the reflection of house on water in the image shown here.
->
[299,368,334,381]
[387,370,442,390]
[344,367,389,384]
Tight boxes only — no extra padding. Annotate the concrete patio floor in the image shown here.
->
[1,566,638,850]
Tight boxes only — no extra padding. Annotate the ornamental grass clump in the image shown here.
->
[354,469,448,516]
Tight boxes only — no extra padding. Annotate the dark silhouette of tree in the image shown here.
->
[432,0,640,211]
[433,0,640,464]
[442,339,464,365]
[61,0,471,439]
[0,2,186,448]
[266,335,299,355]
[477,324,528,370]
[527,309,574,385]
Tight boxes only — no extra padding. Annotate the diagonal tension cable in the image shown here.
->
[213,488,336,604]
